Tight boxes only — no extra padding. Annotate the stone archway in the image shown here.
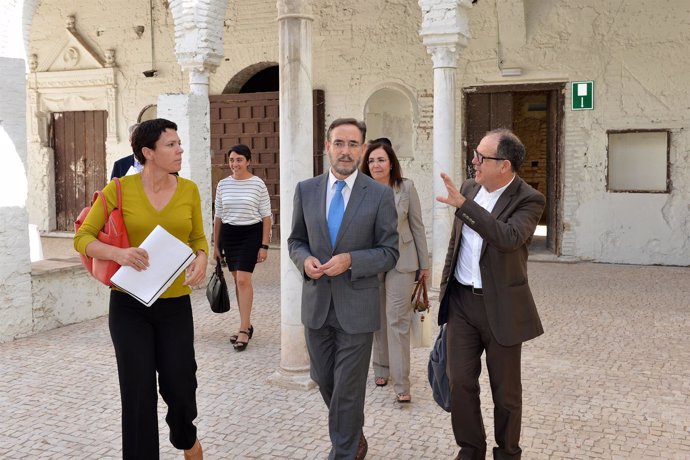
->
[222,61,278,94]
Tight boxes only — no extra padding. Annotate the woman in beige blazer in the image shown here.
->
[361,140,429,403]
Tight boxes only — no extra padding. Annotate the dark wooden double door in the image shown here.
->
[210,90,325,244]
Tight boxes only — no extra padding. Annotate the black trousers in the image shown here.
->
[446,279,523,460]
[109,290,198,459]
[305,304,373,460]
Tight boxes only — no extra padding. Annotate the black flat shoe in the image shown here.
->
[230,324,253,344]
[233,330,250,352]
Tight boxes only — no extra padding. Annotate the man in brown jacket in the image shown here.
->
[437,129,545,460]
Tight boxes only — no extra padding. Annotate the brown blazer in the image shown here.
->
[437,176,545,347]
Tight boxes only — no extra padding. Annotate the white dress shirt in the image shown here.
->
[326,169,358,220]
[455,175,515,288]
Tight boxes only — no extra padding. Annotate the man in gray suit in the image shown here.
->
[288,118,399,459]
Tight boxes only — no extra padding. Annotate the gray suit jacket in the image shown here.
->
[394,178,429,273]
[437,176,545,346]
[288,172,399,334]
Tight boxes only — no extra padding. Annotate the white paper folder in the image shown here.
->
[110,225,196,307]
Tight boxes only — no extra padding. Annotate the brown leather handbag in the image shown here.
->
[411,279,429,312]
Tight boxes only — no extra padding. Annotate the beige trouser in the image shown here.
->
[372,268,417,395]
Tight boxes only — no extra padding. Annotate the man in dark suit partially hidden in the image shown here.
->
[437,129,545,460]
[110,124,141,179]
[288,118,399,459]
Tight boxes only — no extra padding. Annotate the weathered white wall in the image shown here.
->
[0,52,33,343]
[23,0,690,265]
[31,260,109,333]
[27,0,188,232]
[457,0,690,265]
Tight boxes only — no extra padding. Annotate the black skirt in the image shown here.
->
[220,222,263,273]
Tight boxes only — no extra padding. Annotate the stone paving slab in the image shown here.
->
[1,251,689,459]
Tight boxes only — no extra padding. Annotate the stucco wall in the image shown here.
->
[24,0,690,265]
[457,0,690,265]
[31,260,109,333]
[0,56,33,343]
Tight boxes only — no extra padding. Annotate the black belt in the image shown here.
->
[458,281,483,296]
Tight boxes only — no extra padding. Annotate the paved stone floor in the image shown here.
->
[1,251,689,459]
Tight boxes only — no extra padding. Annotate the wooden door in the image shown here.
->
[464,84,563,254]
[210,92,280,242]
[210,90,325,244]
[52,111,107,231]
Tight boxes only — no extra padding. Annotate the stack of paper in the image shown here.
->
[110,225,196,306]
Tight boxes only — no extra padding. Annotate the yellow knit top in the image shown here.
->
[74,174,208,298]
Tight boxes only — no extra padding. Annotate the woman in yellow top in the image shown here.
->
[74,118,208,460]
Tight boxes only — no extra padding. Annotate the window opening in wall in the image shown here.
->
[607,130,670,193]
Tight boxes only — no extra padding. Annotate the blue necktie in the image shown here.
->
[328,180,346,247]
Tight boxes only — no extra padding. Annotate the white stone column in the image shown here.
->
[0,56,33,343]
[268,0,316,390]
[189,67,211,97]
[419,0,472,289]
[157,94,213,243]
[166,0,225,253]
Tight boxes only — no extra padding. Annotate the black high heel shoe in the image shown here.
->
[233,329,251,352]
[230,324,253,344]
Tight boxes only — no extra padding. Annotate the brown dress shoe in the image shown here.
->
[184,439,203,460]
[355,433,368,460]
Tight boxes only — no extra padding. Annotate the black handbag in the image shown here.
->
[206,258,231,313]
[428,324,451,412]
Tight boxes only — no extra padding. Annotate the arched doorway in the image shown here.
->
[210,64,281,242]
[210,64,325,244]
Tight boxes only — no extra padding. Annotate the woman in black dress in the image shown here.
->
[213,144,272,351]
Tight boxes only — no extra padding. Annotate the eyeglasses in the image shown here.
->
[473,149,505,164]
[332,140,362,150]
[367,158,389,165]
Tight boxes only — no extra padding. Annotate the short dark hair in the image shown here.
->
[327,118,366,143]
[369,137,392,147]
[131,118,177,165]
[488,128,525,172]
[361,142,403,189]
[229,144,252,161]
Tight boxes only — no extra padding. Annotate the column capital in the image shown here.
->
[168,0,225,92]
[277,0,313,20]
[176,53,222,75]
[418,0,472,68]
[426,43,461,68]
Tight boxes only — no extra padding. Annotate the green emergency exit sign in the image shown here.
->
[572,81,594,110]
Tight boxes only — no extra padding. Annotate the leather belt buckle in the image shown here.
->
[459,282,483,296]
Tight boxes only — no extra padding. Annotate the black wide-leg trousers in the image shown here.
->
[109,290,198,460]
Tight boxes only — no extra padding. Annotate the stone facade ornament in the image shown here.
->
[105,49,116,68]
[29,54,38,72]
[168,0,226,95]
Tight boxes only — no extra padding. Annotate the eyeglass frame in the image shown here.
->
[473,148,506,164]
[331,140,363,150]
